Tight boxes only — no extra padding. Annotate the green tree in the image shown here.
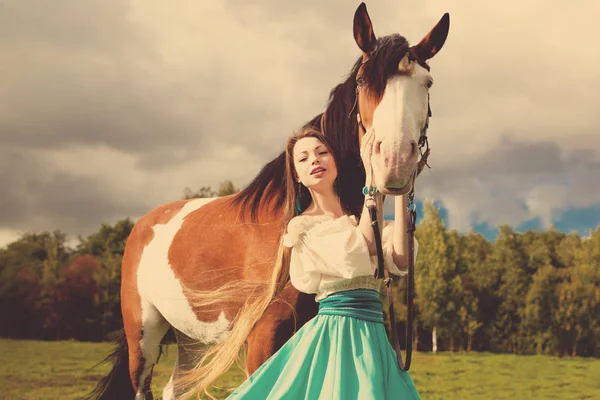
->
[457,231,492,351]
[414,200,457,352]
[555,262,600,356]
[76,218,134,258]
[555,232,583,270]
[445,230,465,351]
[57,254,102,340]
[39,231,72,339]
[0,230,71,339]
[486,225,530,353]
[77,219,134,339]
[217,180,239,196]
[183,186,216,199]
[183,180,239,199]
[521,265,563,355]
[521,229,565,273]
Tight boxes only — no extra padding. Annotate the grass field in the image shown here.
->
[1,338,599,399]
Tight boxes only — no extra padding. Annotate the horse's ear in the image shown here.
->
[411,13,450,61]
[353,2,377,57]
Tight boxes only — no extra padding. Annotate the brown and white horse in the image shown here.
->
[87,3,450,399]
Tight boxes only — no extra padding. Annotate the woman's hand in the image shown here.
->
[360,129,375,187]
[358,128,384,256]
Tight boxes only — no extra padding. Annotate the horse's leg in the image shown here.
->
[165,329,208,399]
[128,301,171,400]
[161,350,178,400]
[245,285,318,373]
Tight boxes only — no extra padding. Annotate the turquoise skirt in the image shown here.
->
[227,289,421,399]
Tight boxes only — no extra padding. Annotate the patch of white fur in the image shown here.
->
[162,371,175,400]
[138,300,170,396]
[138,198,231,344]
[370,63,432,185]
[372,63,431,148]
[161,340,178,400]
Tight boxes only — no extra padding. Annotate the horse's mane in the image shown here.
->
[230,34,411,222]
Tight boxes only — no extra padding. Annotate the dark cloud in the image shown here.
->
[0,1,139,53]
[412,136,600,230]
[0,0,213,171]
[0,146,148,235]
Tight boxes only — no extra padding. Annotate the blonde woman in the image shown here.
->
[216,125,421,399]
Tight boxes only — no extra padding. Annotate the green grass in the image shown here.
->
[1,339,599,399]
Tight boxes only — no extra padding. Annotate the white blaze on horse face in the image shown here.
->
[370,62,432,192]
[137,198,231,344]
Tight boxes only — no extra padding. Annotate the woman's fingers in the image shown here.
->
[361,129,375,156]
[361,130,376,187]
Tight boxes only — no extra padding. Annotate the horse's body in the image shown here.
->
[89,3,450,399]
[89,182,319,399]
[120,195,316,398]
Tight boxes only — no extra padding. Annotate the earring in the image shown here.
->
[295,182,302,216]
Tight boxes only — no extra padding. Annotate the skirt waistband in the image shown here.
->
[317,289,384,323]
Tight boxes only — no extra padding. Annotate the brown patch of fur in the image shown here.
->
[357,51,423,137]
[167,195,286,323]
[410,13,450,65]
[121,193,315,377]
[353,3,376,54]
[356,64,382,133]
[246,282,318,373]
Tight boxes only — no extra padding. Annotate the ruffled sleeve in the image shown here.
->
[283,215,373,294]
[378,220,419,276]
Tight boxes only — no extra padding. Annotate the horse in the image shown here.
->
[87,3,450,399]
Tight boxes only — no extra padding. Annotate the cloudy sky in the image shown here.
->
[1,0,599,247]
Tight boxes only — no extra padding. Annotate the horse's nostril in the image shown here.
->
[411,141,418,156]
[374,140,382,155]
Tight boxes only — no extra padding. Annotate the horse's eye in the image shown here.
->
[425,80,433,89]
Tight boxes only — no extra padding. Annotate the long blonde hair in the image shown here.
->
[175,125,342,399]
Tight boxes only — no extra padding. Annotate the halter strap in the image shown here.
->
[366,173,418,372]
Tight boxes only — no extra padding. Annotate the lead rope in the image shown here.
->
[366,175,416,371]
[364,135,430,373]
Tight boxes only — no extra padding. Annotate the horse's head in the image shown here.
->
[353,3,450,195]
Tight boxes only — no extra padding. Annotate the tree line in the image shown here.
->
[0,181,239,342]
[397,202,600,357]
[0,183,598,358]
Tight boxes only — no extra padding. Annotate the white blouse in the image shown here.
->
[282,214,419,301]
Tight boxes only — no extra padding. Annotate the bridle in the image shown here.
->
[353,52,432,372]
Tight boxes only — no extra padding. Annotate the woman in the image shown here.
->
[229,125,421,399]
[178,125,420,399]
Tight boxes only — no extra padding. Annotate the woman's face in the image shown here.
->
[293,136,338,191]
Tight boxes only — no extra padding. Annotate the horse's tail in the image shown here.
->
[84,329,135,400]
